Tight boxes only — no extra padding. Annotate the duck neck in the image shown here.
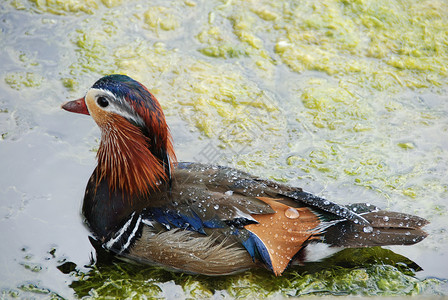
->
[83,115,175,240]
[96,114,170,198]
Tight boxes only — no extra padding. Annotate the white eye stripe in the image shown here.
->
[107,101,145,126]
[90,88,145,126]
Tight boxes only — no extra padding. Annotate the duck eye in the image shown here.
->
[97,96,109,108]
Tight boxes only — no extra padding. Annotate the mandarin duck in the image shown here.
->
[62,74,428,276]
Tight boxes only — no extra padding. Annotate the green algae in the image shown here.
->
[143,6,180,32]
[4,72,44,90]
[26,0,124,14]
[3,49,44,90]
[284,266,443,297]
[299,78,371,131]
[197,26,249,58]
[200,0,448,91]
[1,284,63,299]
[29,0,100,14]
[66,248,446,298]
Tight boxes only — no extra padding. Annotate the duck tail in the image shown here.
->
[323,206,429,247]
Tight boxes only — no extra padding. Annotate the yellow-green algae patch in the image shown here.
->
[298,78,372,131]
[114,42,284,147]
[65,248,445,298]
[3,50,44,90]
[28,0,100,14]
[287,85,445,204]
[4,72,44,90]
[143,6,180,32]
[196,0,447,92]
[22,0,125,14]
[197,26,249,59]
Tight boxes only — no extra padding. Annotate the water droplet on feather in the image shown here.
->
[285,207,300,219]
[363,226,373,233]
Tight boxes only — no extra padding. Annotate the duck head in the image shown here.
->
[62,74,176,196]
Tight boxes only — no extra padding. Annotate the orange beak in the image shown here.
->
[61,97,90,115]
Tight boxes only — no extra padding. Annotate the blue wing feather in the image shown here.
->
[144,207,223,234]
[142,207,274,270]
[241,232,273,272]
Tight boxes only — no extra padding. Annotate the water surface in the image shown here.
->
[1,0,447,298]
